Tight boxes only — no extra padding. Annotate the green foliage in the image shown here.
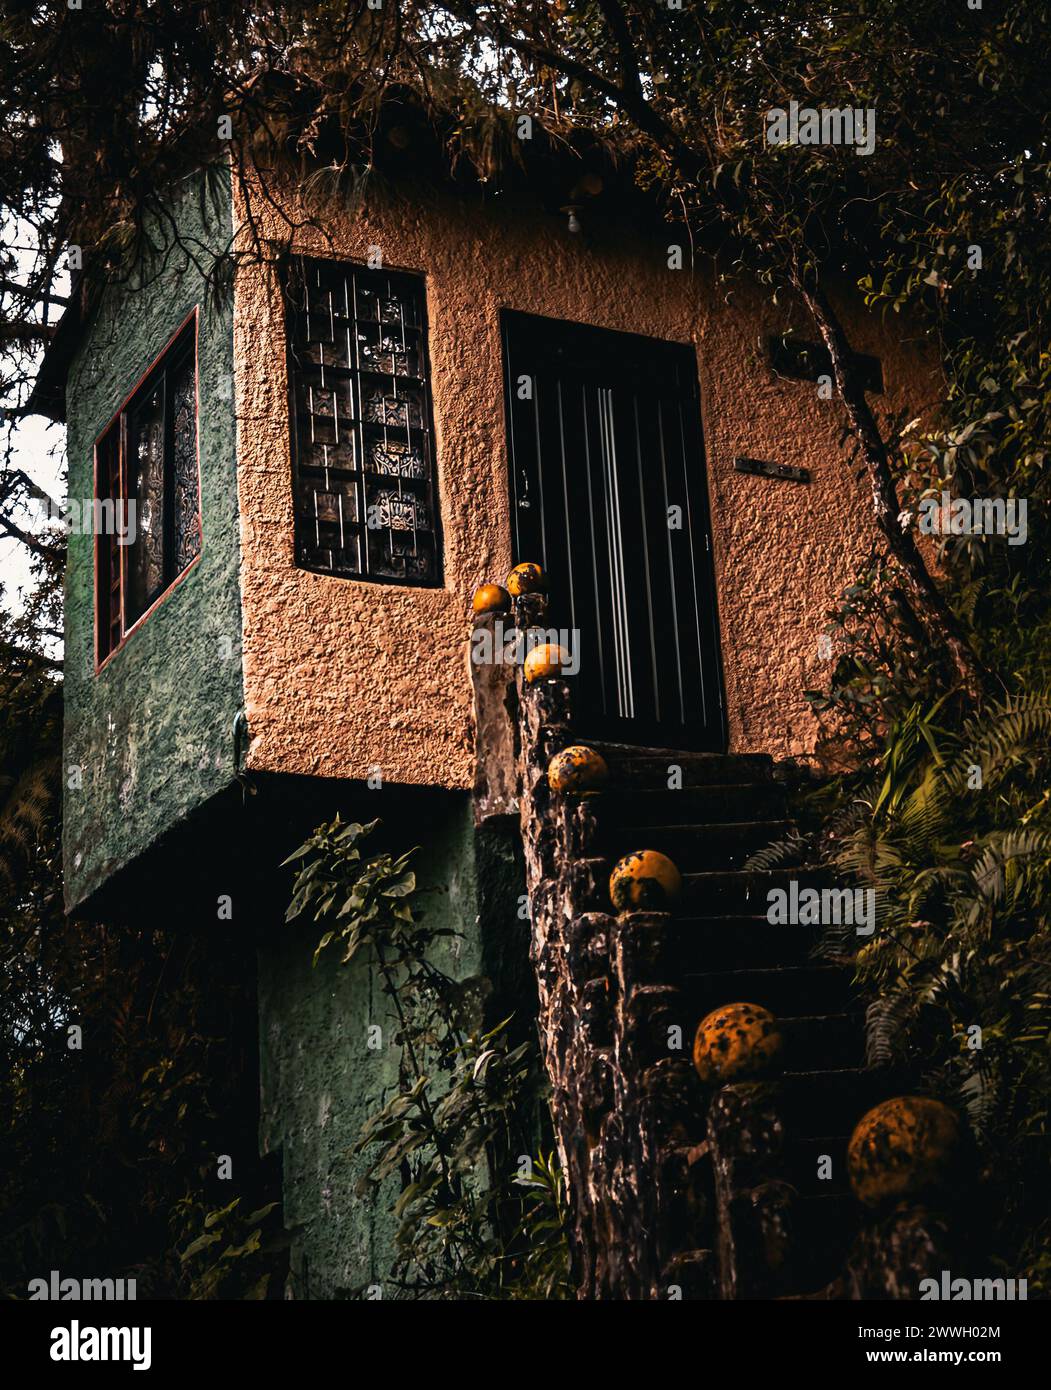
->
[286,817,570,1299]
[283,815,433,967]
[805,551,956,764]
[0,594,283,1299]
[507,1149,573,1301]
[0,906,285,1299]
[786,17,1051,1286]
[806,676,1051,1289]
[177,1198,286,1301]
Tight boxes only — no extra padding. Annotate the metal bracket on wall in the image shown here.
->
[734,456,811,484]
[767,335,884,395]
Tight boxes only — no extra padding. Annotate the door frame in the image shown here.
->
[500,308,729,754]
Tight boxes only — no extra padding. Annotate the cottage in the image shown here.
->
[30,150,937,1294]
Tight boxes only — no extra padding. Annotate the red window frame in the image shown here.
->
[93,309,202,670]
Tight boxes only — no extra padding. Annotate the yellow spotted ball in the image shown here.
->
[547,746,609,795]
[507,562,546,597]
[523,643,570,684]
[692,1003,784,1085]
[472,583,510,614]
[609,849,682,912]
[847,1097,963,1208]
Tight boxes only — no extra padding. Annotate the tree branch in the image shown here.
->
[0,513,63,562]
[0,277,69,307]
[463,6,706,176]
[796,276,989,700]
[595,0,644,103]
[0,321,57,344]
[0,639,62,673]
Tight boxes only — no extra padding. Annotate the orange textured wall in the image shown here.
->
[231,178,938,787]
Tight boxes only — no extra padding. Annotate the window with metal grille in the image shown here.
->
[95,316,201,666]
[285,257,442,585]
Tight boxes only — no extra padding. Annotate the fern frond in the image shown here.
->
[743,831,809,872]
[952,691,1051,793]
[865,991,914,1067]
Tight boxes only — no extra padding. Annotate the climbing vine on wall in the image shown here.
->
[284,816,571,1299]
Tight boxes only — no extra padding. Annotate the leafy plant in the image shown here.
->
[507,1149,574,1301]
[805,682,1051,1290]
[177,1197,285,1301]
[283,815,428,968]
[285,816,569,1299]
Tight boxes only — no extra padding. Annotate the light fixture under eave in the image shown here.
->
[561,204,582,234]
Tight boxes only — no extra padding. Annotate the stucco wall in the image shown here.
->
[63,172,244,909]
[232,176,937,787]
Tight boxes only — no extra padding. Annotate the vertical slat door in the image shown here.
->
[502,311,725,752]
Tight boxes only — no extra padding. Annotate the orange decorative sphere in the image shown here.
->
[523,643,570,684]
[547,745,609,795]
[848,1097,964,1208]
[609,849,682,912]
[472,583,510,614]
[506,562,546,597]
[692,1003,784,1085]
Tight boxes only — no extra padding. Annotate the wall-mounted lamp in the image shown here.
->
[561,204,582,234]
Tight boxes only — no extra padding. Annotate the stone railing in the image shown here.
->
[470,597,803,1299]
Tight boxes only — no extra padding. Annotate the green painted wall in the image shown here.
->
[257,791,527,1299]
[62,170,243,910]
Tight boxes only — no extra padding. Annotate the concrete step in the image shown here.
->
[667,916,824,971]
[587,745,775,787]
[603,820,793,872]
[786,1135,851,1196]
[780,1013,864,1071]
[681,965,853,1020]
[793,1192,856,1291]
[595,783,787,827]
[778,1067,892,1138]
[683,867,828,915]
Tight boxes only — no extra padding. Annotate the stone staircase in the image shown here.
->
[586,739,882,1295]
[470,601,908,1299]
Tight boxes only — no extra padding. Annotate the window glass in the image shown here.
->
[95,319,200,663]
[125,377,167,625]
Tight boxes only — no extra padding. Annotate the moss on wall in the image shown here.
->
[62,170,243,910]
[256,791,526,1299]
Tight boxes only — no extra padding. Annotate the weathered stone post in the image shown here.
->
[470,592,804,1299]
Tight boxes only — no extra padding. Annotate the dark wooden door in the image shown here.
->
[502,311,726,752]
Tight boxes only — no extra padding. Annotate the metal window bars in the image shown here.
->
[285,257,442,585]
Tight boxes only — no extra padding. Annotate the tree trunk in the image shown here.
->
[796,277,988,701]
